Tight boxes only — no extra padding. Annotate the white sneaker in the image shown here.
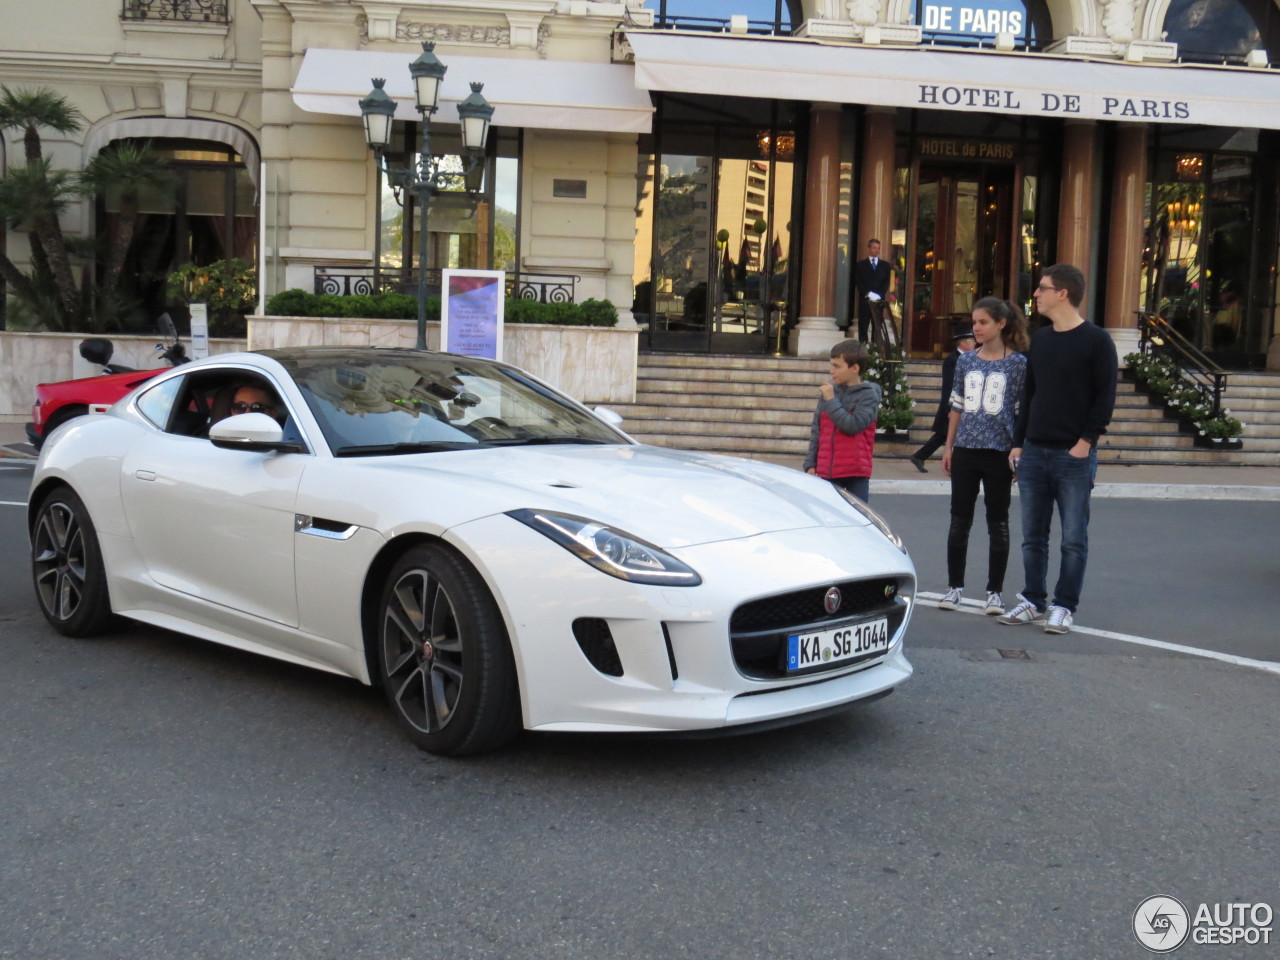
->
[938,587,963,610]
[983,592,1004,616]
[1043,606,1074,634]
[997,594,1044,625]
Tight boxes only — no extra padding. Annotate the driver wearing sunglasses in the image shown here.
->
[224,383,285,425]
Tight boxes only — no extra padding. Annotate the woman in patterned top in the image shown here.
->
[937,298,1029,616]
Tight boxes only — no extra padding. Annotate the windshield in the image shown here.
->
[280,351,629,456]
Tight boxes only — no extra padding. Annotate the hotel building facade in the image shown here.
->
[3,0,1279,367]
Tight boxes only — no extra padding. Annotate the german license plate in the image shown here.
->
[786,619,889,672]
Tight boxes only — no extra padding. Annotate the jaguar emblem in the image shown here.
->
[823,586,842,615]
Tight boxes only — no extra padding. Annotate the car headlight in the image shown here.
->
[833,487,907,553]
[507,509,701,586]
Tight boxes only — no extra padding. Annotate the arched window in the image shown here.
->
[1163,0,1278,63]
[95,138,256,326]
[653,0,799,34]
[915,0,1051,48]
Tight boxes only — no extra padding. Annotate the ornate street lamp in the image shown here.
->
[358,43,494,350]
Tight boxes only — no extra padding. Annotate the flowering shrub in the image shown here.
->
[1125,351,1244,440]
[864,342,916,430]
[167,259,256,337]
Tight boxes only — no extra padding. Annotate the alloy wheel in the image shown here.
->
[32,501,87,622]
[382,569,466,734]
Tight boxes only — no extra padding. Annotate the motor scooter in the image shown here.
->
[25,313,190,450]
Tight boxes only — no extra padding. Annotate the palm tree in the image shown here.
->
[0,86,83,328]
[81,141,179,302]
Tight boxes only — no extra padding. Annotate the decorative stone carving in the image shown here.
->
[847,0,880,27]
[357,17,518,46]
[399,22,511,44]
[1101,0,1136,45]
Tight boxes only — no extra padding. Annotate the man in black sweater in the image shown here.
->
[998,263,1116,635]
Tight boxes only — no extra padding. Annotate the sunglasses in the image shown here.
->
[231,400,275,414]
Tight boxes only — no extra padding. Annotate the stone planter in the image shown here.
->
[249,315,639,404]
[1193,435,1243,450]
[875,426,912,442]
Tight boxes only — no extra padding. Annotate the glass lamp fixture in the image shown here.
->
[358,79,397,151]
[409,42,447,114]
[457,82,495,153]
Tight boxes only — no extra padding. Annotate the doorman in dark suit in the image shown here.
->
[852,239,893,342]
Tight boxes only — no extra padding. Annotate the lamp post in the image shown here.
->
[359,43,494,350]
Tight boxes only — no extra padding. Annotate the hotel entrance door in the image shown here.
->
[907,163,1017,356]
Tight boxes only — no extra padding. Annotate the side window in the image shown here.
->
[135,376,183,429]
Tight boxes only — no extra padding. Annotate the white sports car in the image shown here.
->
[29,348,915,755]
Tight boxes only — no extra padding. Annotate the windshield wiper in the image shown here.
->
[333,441,473,457]
[477,436,615,447]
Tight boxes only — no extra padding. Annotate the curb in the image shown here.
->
[871,478,1280,502]
[0,443,36,461]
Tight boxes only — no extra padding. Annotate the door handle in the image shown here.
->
[135,469,156,482]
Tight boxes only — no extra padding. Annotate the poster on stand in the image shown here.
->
[188,303,210,360]
[441,269,505,361]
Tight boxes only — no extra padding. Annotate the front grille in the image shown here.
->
[730,577,902,633]
[730,577,909,680]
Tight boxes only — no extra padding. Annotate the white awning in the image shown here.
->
[292,48,653,134]
[627,31,1280,131]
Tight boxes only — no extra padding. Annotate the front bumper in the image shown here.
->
[446,514,916,734]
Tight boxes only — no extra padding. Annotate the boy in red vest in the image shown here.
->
[804,339,882,501]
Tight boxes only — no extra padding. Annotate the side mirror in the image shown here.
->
[209,412,305,453]
[80,337,114,366]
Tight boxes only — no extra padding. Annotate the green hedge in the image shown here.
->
[264,289,618,327]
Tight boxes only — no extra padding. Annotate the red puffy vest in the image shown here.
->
[815,412,876,479]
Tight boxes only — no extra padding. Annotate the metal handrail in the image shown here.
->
[1135,312,1229,419]
[121,0,229,23]
[313,267,579,305]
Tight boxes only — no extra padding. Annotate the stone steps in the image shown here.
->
[592,353,1280,468]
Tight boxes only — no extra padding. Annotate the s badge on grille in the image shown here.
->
[823,587,842,615]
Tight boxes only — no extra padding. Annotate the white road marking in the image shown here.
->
[1,500,26,507]
[917,590,1280,677]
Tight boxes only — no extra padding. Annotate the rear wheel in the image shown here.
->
[377,544,520,756]
[31,487,118,636]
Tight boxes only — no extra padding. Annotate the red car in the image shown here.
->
[25,320,188,450]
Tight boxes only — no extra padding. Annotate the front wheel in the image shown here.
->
[377,544,520,756]
[31,487,118,636]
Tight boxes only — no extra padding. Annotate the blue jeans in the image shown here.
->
[1017,442,1097,614]
[831,476,870,502]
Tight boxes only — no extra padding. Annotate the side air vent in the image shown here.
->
[572,618,623,677]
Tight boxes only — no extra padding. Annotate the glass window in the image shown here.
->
[377,126,519,288]
[95,137,258,331]
[279,352,625,455]
[654,0,796,33]
[136,375,183,429]
[1163,0,1276,63]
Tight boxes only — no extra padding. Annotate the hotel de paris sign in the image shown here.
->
[914,0,1192,121]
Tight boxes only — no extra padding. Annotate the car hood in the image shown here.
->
[361,443,871,547]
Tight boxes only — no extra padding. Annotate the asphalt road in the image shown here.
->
[1,460,1277,959]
